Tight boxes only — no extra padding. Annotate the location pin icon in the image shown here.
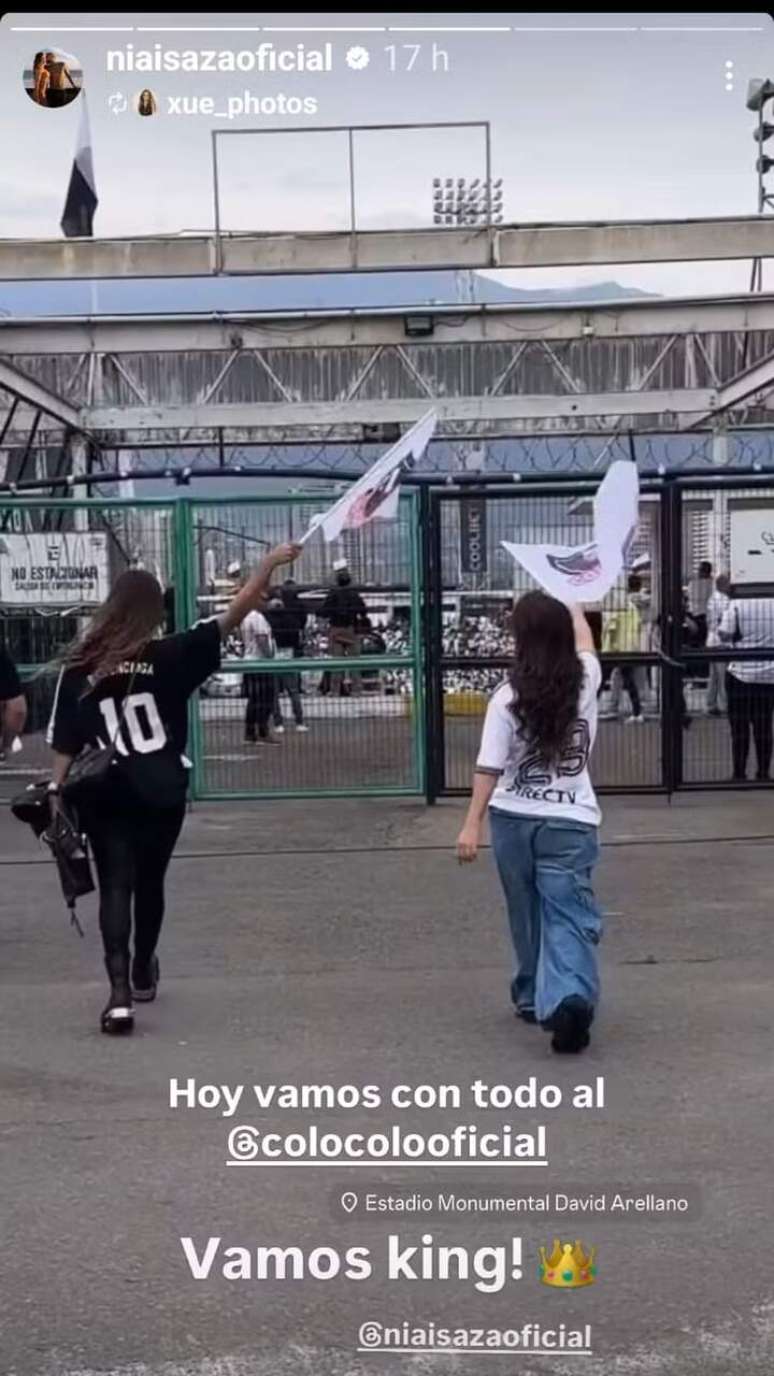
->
[341,1191,358,1214]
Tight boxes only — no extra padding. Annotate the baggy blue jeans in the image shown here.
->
[488,809,602,1024]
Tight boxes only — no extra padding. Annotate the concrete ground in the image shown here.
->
[0,687,745,800]
[1,790,773,1376]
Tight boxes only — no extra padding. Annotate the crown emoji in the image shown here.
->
[539,1239,597,1289]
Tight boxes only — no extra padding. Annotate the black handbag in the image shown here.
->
[62,668,138,806]
[43,806,96,935]
[11,783,95,935]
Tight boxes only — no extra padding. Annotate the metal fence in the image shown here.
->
[0,498,182,800]
[423,476,774,799]
[2,477,774,805]
[182,494,424,799]
[0,493,424,803]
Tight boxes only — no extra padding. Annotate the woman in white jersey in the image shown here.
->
[457,592,602,1054]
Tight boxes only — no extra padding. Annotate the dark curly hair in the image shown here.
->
[508,590,583,767]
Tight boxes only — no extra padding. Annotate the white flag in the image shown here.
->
[301,411,437,545]
[593,459,639,566]
[501,460,640,606]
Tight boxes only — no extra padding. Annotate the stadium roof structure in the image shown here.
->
[3,217,774,488]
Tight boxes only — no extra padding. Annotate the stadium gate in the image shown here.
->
[2,475,774,805]
[422,474,774,800]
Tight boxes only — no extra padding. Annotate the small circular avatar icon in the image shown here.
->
[25,50,83,108]
[136,88,158,117]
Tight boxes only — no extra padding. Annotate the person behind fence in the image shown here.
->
[0,643,27,761]
[268,577,309,733]
[456,592,603,1055]
[46,542,300,1035]
[719,588,774,782]
[322,567,368,697]
[601,573,645,723]
[688,560,713,675]
[705,573,731,717]
[242,595,282,747]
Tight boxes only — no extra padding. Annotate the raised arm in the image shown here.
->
[218,543,301,638]
[569,603,596,655]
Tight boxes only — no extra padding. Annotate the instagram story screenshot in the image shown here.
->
[2,8,774,1376]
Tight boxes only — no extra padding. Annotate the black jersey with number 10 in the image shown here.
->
[47,619,221,806]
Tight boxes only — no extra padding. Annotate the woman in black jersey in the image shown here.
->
[47,541,300,1035]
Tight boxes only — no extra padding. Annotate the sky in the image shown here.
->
[1,11,774,297]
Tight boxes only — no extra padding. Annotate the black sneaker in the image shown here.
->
[514,1007,537,1025]
[131,954,159,1003]
[100,984,134,1035]
[544,996,593,1054]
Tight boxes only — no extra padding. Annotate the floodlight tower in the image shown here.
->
[746,78,774,290]
[431,177,505,227]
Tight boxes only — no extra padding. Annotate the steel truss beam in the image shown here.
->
[682,349,774,428]
[83,391,721,432]
[0,357,82,429]
[4,295,774,353]
[5,300,774,447]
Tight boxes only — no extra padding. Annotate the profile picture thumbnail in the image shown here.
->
[25,50,83,108]
[136,88,158,117]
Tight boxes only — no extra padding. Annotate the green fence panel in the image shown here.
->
[0,492,426,803]
[185,492,424,800]
[0,497,178,802]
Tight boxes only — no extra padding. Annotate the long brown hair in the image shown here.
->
[508,590,583,767]
[64,569,165,680]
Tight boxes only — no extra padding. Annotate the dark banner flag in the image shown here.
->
[460,498,487,574]
[61,99,98,238]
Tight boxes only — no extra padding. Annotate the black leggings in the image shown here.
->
[83,798,185,981]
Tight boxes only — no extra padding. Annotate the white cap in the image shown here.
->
[227,560,241,577]
[333,558,348,572]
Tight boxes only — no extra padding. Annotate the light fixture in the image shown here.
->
[404,313,435,338]
[363,422,400,442]
[747,77,774,112]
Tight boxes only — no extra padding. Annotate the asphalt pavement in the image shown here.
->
[1,791,773,1376]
